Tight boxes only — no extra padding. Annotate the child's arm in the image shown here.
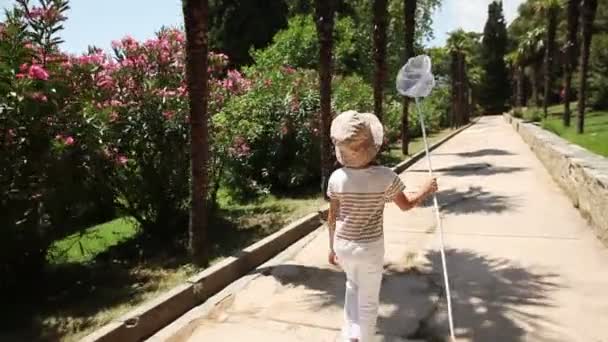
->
[327,198,338,265]
[393,178,437,211]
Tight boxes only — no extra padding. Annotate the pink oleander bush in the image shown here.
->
[215,64,322,198]
[0,0,247,293]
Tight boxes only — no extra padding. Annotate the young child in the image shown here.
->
[326,110,438,342]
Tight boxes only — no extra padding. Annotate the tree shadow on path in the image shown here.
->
[419,186,518,215]
[433,149,515,158]
[255,247,560,341]
[408,163,526,177]
[421,249,562,341]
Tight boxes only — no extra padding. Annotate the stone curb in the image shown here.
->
[83,120,478,342]
[503,113,608,246]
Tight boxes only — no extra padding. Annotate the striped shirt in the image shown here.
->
[327,166,406,242]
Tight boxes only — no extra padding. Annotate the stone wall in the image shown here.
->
[504,114,608,246]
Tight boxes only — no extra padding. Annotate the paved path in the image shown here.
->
[157,116,608,342]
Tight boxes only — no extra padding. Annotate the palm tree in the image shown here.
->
[373,0,388,121]
[447,29,481,126]
[563,0,581,126]
[402,0,417,155]
[577,0,599,134]
[183,0,210,265]
[506,50,527,108]
[314,0,336,197]
[534,0,561,118]
[519,28,546,108]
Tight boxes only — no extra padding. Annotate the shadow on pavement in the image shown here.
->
[426,186,519,215]
[434,149,515,158]
[255,247,560,341]
[408,163,526,177]
[423,249,561,341]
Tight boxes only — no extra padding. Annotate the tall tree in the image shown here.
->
[402,0,417,155]
[447,29,479,126]
[563,0,581,126]
[314,0,336,197]
[536,0,561,118]
[183,0,210,265]
[208,0,288,66]
[577,0,599,134]
[479,1,511,113]
[373,0,388,121]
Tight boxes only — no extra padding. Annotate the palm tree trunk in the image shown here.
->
[543,7,559,118]
[373,0,388,121]
[577,0,598,134]
[183,0,210,266]
[563,0,581,126]
[531,64,541,107]
[314,0,335,197]
[461,53,470,123]
[401,0,417,155]
[450,50,460,127]
[517,64,526,108]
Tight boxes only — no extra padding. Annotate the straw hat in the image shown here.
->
[330,110,384,168]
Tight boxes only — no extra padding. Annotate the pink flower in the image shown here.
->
[30,92,48,102]
[111,99,124,107]
[64,136,75,145]
[282,65,296,74]
[28,64,49,80]
[96,74,114,90]
[281,123,290,136]
[109,111,119,122]
[111,40,122,50]
[157,88,178,98]
[163,111,175,120]
[116,155,128,166]
[15,73,26,79]
[230,136,252,157]
[178,85,188,96]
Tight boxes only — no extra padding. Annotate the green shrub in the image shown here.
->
[590,34,608,110]
[528,109,543,122]
[512,108,524,118]
[251,15,364,75]
[332,74,374,113]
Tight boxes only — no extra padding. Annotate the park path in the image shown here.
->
[152,116,608,342]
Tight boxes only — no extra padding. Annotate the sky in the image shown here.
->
[429,0,525,47]
[0,0,525,53]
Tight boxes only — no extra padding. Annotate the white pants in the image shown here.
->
[334,236,384,342]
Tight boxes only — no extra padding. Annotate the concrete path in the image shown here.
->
[157,116,608,342]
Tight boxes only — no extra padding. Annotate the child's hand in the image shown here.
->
[328,250,338,266]
[425,178,438,195]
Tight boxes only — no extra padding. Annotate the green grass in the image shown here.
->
[523,104,608,157]
[47,218,139,264]
[8,190,324,342]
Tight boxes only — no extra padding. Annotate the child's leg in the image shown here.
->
[344,266,360,340]
[356,241,384,342]
[335,238,361,341]
[356,260,383,342]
